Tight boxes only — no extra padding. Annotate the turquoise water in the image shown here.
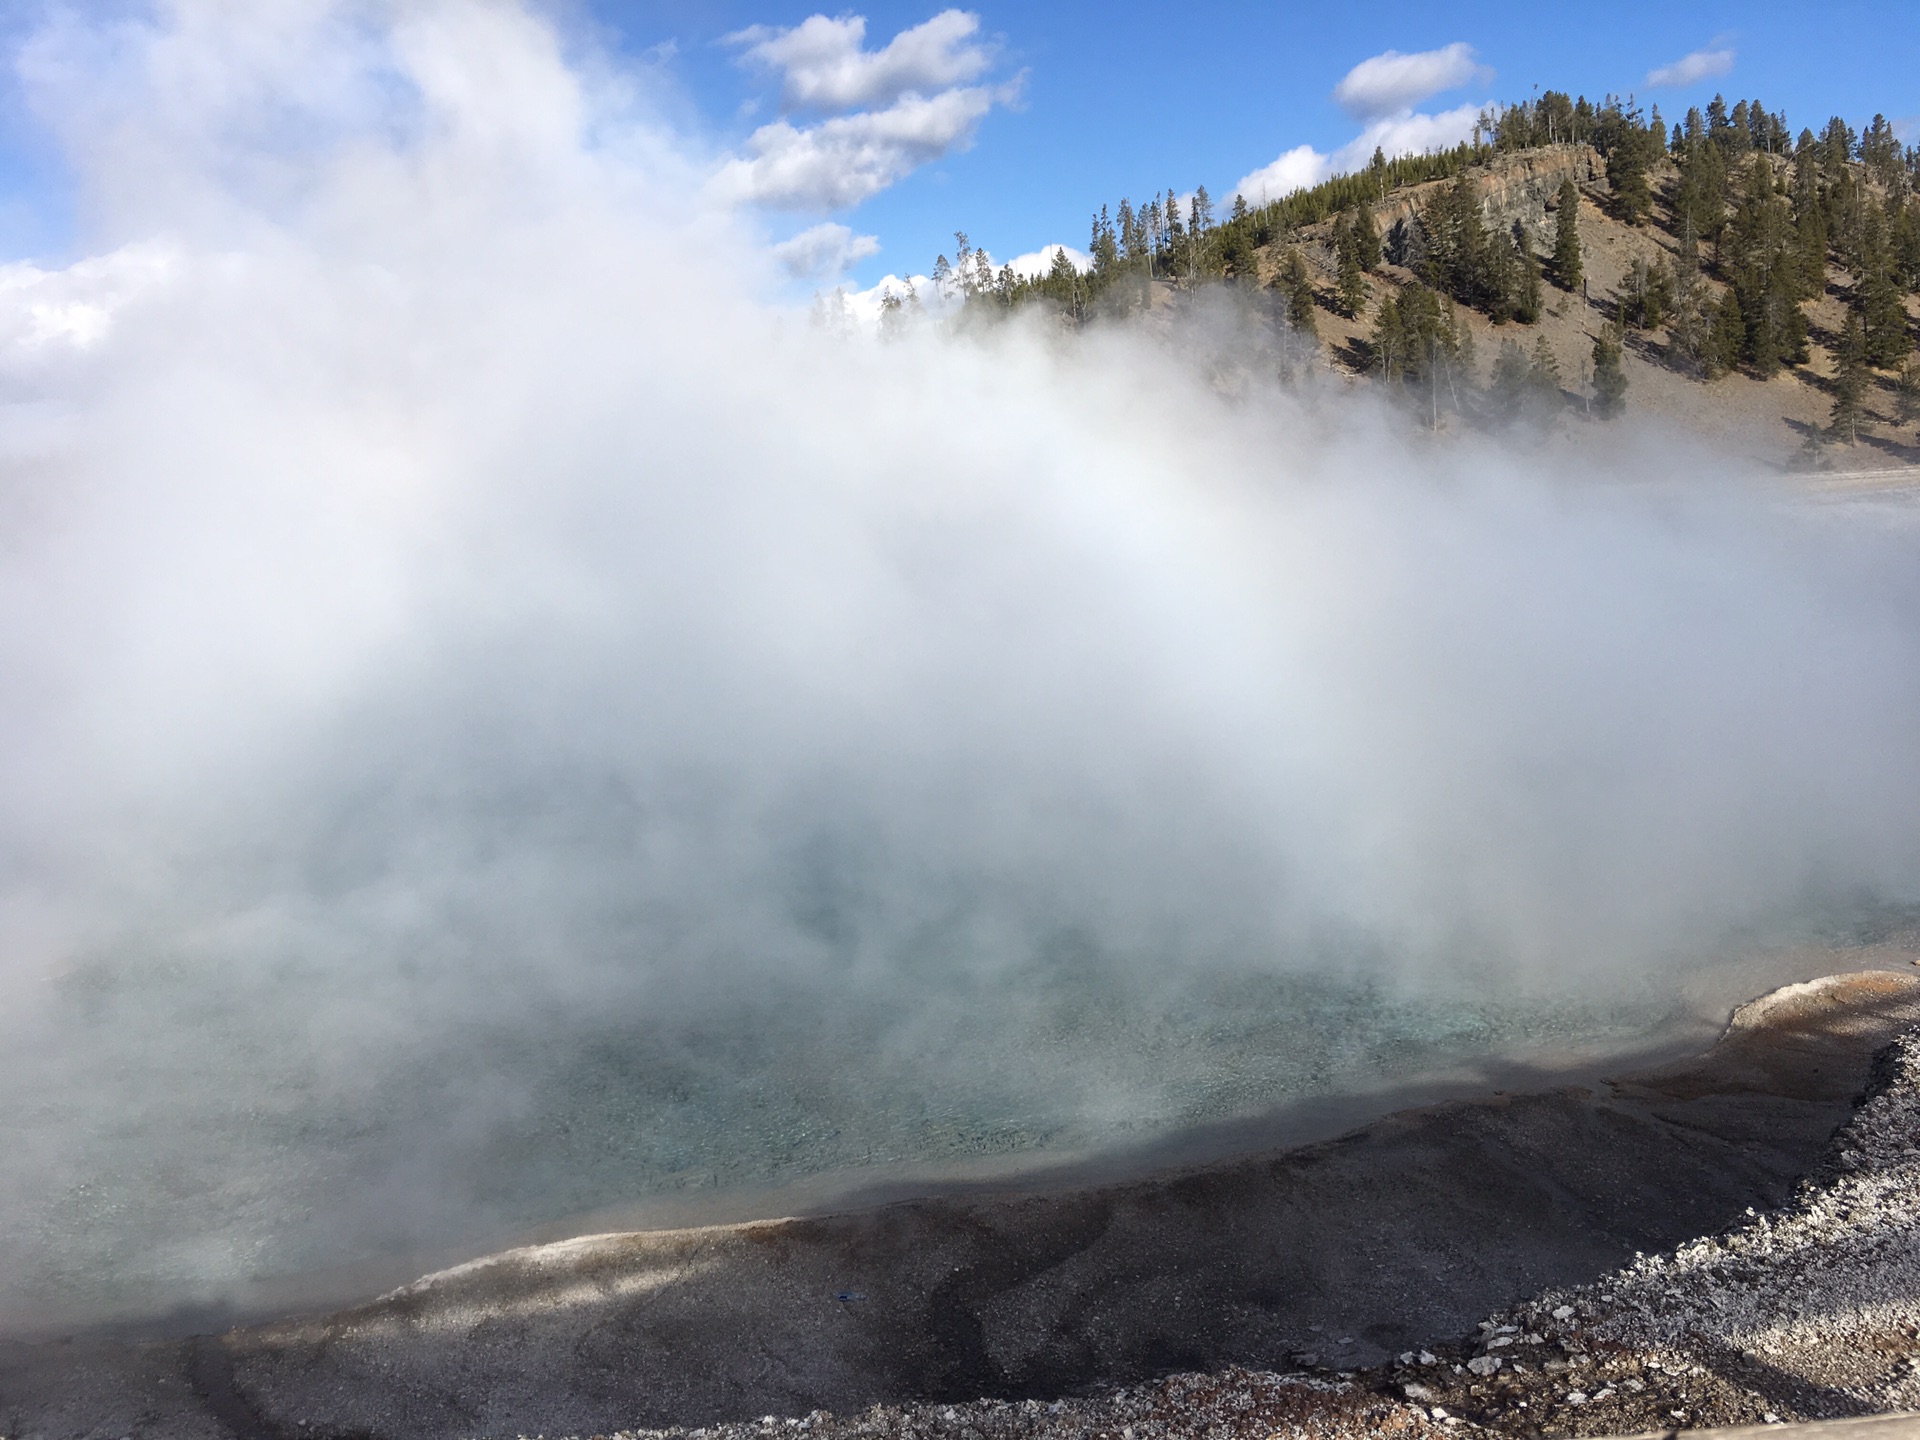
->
[3,950,1712,1332]
[12,889,1916,1332]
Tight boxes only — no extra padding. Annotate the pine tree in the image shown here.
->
[1666,257,1712,372]
[1826,165,1866,268]
[1895,359,1920,433]
[1491,339,1530,423]
[1512,225,1543,323]
[1724,155,1807,377]
[1418,174,1504,314]
[950,232,993,301]
[1619,257,1673,330]
[877,284,910,340]
[1187,187,1214,277]
[1045,248,1084,321]
[1892,198,1920,292]
[1191,186,1215,232]
[1217,224,1258,284]
[1370,282,1465,418]
[1793,202,1829,300]
[1527,334,1563,406]
[1764,263,1811,369]
[1791,134,1820,201]
[1820,116,1856,184]
[1706,94,1732,150]
[1090,207,1119,275]
[1728,101,1752,155]
[1591,323,1628,418]
[1552,177,1583,291]
[1856,204,1914,369]
[1861,114,1903,186]
[1334,220,1368,317]
[1673,139,1729,256]
[1116,198,1142,266]
[1708,290,1746,376]
[1351,206,1382,270]
[1484,225,1517,323]
[1829,309,1868,443]
[1604,115,1654,225]
[1281,248,1318,336]
[1370,289,1408,381]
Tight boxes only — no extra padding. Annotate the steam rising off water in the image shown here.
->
[2,4,1920,1329]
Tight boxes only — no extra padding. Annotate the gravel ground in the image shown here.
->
[542,1029,1920,1440]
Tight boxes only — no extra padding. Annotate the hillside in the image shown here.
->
[1259,145,1919,470]
[934,105,1920,473]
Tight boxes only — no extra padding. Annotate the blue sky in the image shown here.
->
[592,0,1916,290]
[0,2,1912,288]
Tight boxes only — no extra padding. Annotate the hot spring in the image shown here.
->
[3,2,1920,1338]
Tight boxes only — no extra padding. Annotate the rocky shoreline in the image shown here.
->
[7,970,1920,1440]
[531,996,1920,1440]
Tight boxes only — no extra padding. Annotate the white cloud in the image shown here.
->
[1895,117,1919,144]
[712,12,1018,213]
[1333,43,1487,120]
[772,221,881,280]
[1234,144,1333,206]
[1234,43,1490,207]
[1233,101,1482,206]
[727,9,995,114]
[838,270,934,328]
[1645,47,1735,89]
[1332,101,1482,172]
[1005,243,1089,280]
[711,84,1006,211]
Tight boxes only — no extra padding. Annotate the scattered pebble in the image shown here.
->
[532,1028,1920,1440]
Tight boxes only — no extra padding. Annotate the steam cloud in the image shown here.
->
[1,2,1918,1331]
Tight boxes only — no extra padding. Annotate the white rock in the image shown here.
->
[1466,1356,1501,1376]
[1552,1305,1576,1320]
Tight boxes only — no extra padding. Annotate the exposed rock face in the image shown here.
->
[1430,144,1605,248]
[1295,145,1602,279]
